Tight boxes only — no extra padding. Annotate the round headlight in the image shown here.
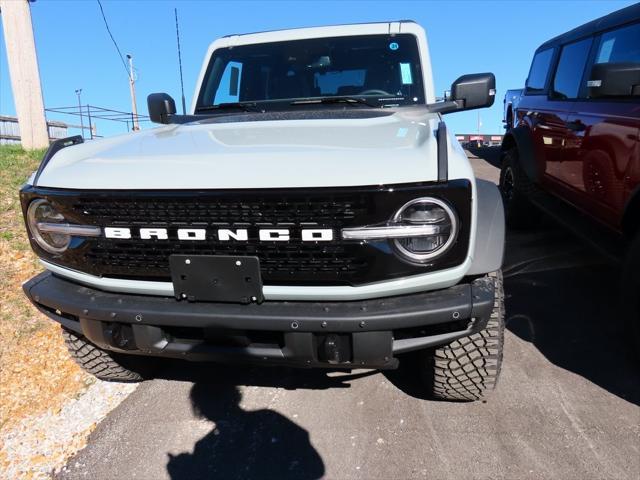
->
[391,197,458,263]
[27,199,71,254]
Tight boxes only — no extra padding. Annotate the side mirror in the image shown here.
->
[147,93,177,124]
[588,63,640,98]
[427,73,496,114]
[450,73,496,111]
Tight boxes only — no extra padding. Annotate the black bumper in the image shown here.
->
[23,272,495,369]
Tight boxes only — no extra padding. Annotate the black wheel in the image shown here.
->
[62,328,155,382]
[499,148,541,229]
[622,234,640,357]
[422,271,505,401]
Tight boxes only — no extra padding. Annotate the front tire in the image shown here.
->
[62,328,154,382]
[424,271,505,401]
[499,148,541,229]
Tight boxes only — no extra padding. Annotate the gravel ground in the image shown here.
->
[0,380,136,479]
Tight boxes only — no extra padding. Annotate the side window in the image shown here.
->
[525,49,554,93]
[595,22,640,64]
[551,38,592,99]
[213,61,243,104]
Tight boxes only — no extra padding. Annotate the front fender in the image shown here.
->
[467,179,505,275]
[502,126,540,183]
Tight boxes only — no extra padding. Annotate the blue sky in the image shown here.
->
[1,0,636,137]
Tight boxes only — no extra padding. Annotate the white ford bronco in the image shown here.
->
[21,21,505,401]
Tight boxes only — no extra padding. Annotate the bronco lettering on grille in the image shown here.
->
[103,227,334,242]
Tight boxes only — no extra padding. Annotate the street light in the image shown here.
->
[75,88,84,139]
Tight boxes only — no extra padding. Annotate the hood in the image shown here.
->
[35,109,441,190]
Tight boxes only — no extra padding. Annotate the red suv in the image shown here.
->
[499,3,640,347]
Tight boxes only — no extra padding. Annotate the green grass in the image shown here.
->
[0,145,47,354]
[0,145,44,249]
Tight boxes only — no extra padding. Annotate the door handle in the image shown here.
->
[565,120,586,132]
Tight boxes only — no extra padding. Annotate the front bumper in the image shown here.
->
[24,272,494,369]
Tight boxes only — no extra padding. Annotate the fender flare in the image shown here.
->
[467,179,505,275]
[501,126,540,183]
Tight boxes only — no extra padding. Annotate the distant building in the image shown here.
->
[455,134,503,146]
[0,115,68,145]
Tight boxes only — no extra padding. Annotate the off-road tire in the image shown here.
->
[499,148,541,229]
[425,270,505,401]
[62,328,153,382]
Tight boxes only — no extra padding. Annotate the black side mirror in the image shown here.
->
[147,93,177,124]
[427,73,496,114]
[588,63,640,98]
[450,73,496,111]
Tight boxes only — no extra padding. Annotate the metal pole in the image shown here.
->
[175,8,186,115]
[126,54,140,130]
[75,89,84,139]
[86,105,93,140]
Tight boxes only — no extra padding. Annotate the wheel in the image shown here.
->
[62,328,154,382]
[622,234,640,357]
[423,271,505,401]
[582,148,624,209]
[499,147,541,229]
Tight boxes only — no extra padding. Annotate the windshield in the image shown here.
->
[196,34,425,111]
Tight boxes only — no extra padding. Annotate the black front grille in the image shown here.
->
[86,241,366,280]
[22,181,472,286]
[72,196,368,225]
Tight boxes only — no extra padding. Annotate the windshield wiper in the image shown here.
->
[196,102,264,113]
[290,96,378,108]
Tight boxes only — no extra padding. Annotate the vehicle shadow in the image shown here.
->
[159,364,375,480]
[386,226,639,405]
[503,226,639,406]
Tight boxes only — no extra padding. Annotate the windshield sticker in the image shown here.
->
[389,42,399,51]
[400,63,413,85]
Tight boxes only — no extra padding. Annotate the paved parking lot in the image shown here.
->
[58,152,640,480]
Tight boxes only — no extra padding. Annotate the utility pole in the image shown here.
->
[75,89,84,139]
[0,0,50,149]
[126,54,140,131]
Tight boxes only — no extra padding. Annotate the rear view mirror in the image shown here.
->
[148,93,177,124]
[450,73,496,111]
[588,63,640,98]
[229,67,240,96]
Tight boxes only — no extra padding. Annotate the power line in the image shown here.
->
[96,0,130,79]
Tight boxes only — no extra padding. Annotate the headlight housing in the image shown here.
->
[391,198,458,263]
[341,196,459,265]
[27,199,71,254]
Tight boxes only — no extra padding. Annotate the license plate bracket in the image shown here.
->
[169,255,263,304]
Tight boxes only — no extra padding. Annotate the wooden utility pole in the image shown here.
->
[0,0,49,149]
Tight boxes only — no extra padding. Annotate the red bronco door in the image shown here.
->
[563,21,640,231]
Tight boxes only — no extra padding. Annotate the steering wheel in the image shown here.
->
[358,89,391,96]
